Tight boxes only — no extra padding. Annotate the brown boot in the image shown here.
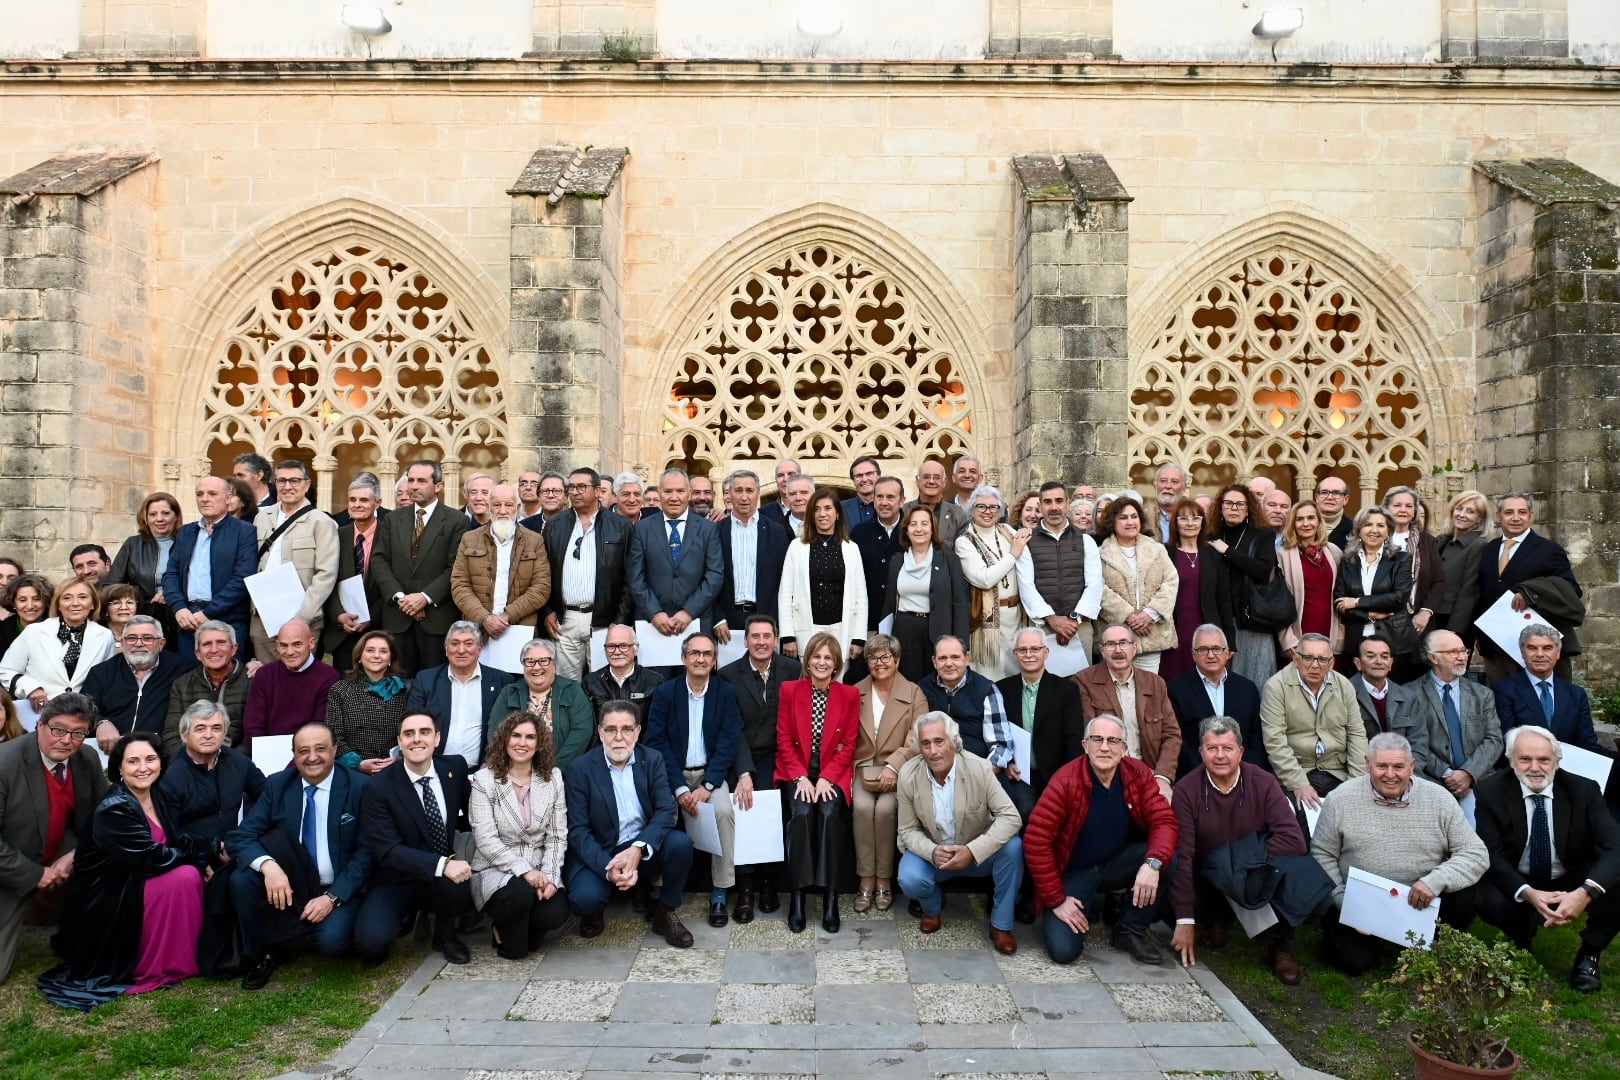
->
[651,903,694,948]
[1269,946,1304,985]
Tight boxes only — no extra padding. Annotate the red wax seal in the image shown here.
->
[1390,888,1399,896]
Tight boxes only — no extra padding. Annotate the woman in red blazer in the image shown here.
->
[775,631,860,934]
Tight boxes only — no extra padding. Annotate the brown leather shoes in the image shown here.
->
[1269,947,1303,985]
[652,904,694,948]
[990,927,1018,955]
[919,913,942,934]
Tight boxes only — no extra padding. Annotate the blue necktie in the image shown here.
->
[1529,794,1552,880]
[1538,681,1554,723]
[668,519,683,567]
[1442,683,1466,768]
[301,784,319,860]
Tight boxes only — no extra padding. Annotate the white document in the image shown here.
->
[1474,591,1543,669]
[1560,743,1614,790]
[245,560,305,638]
[337,574,370,622]
[636,620,698,667]
[483,627,533,674]
[1302,803,1322,837]
[716,634,748,669]
[877,614,894,636]
[681,799,724,856]
[1459,789,1477,828]
[1043,633,1090,677]
[252,734,296,777]
[734,788,786,866]
[1227,896,1281,938]
[14,697,39,732]
[1340,865,1440,948]
[589,628,608,672]
[1007,723,1033,783]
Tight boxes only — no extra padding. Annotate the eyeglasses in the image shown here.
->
[867,652,895,664]
[565,482,591,492]
[44,724,89,742]
[522,658,554,669]
[571,536,584,560]
[1220,499,1249,509]
[972,504,1000,513]
[1317,489,1347,498]
[1100,640,1133,650]
[1085,735,1126,747]
[600,725,637,738]
[518,479,540,488]
[275,477,308,486]
[604,642,634,652]
[1176,515,1203,522]
[685,649,715,659]
[1298,655,1334,666]
[122,634,161,645]
[1191,646,1227,656]
[1433,647,1470,656]
[1013,646,1048,655]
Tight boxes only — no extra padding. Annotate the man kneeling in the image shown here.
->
[895,711,1025,954]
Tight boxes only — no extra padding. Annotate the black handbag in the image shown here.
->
[1241,564,1298,633]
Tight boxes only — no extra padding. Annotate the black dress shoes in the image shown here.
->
[787,890,807,933]
[821,893,840,934]
[1571,950,1602,993]
[908,898,924,918]
[241,951,279,991]
[438,936,471,965]
[709,899,730,928]
[579,912,605,938]
[733,890,755,924]
[757,879,780,913]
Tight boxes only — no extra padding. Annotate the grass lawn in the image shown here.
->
[0,925,426,1080]
[1201,919,1620,1080]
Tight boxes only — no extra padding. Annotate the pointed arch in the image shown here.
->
[634,201,999,492]
[1129,202,1464,505]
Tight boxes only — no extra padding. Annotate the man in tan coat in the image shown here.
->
[249,460,339,660]
[1260,632,1366,812]
[896,711,1024,954]
[1073,624,1181,800]
[450,483,552,638]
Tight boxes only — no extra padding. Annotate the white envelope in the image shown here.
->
[1560,743,1615,790]
[681,799,724,856]
[1227,895,1281,938]
[1340,865,1440,948]
[589,628,609,671]
[734,789,785,866]
[1473,591,1543,669]
[1302,803,1322,837]
[1459,789,1477,828]
[14,697,39,732]
[1043,633,1090,677]
[636,620,699,667]
[877,614,894,636]
[1007,723,1033,783]
[716,634,748,669]
[337,574,370,622]
[483,627,533,674]
[245,560,305,638]
[252,733,296,777]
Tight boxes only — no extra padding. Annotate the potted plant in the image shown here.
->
[1365,924,1542,1079]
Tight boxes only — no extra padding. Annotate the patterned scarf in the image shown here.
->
[58,620,86,677]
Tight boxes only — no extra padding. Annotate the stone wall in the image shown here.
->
[76,0,199,56]
[1444,0,1570,60]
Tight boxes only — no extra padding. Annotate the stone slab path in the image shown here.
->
[276,894,1338,1080]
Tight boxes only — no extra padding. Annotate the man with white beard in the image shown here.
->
[80,615,198,753]
[450,483,553,642]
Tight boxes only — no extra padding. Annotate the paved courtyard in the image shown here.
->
[278,894,1336,1080]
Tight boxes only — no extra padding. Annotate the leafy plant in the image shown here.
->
[1589,681,1620,727]
[602,34,643,62]
[1365,924,1543,1069]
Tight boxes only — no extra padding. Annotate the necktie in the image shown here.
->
[414,506,427,548]
[1529,794,1552,880]
[1538,681,1554,722]
[668,519,683,567]
[301,784,320,860]
[419,776,449,855]
[354,531,367,576]
[1442,683,1466,768]
[1498,537,1517,574]
[52,763,66,784]
[1022,682,1038,771]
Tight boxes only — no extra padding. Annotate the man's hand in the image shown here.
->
[1156,776,1174,803]
[1171,923,1198,967]
[1004,762,1023,784]
[1132,863,1161,910]
[1511,591,1530,613]
[781,641,800,658]
[606,845,644,890]
[337,613,368,633]
[301,894,335,924]
[936,845,974,872]
[1295,785,1323,810]
[1522,886,1562,925]
[482,613,510,638]
[1443,769,1474,796]
[651,612,675,635]
[1408,880,1437,910]
[848,643,863,660]
[670,610,694,634]
[262,861,294,910]
[713,622,732,645]
[245,659,264,678]
[1045,614,1078,645]
[95,721,120,754]
[677,790,700,815]
[36,864,64,890]
[1546,888,1592,926]
[176,608,203,631]
[1052,896,1089,934]
[732,772,754,810]
[443,859,473,884]
[542,612,562,640]
[359,757,397,774]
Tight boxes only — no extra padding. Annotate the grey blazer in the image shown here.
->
[626,512,727,629]
[0,736,109,936]
[1406,675,1503,787]
[1349,674,1430,764]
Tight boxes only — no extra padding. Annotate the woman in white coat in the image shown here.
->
[954,485,1029,680]
[778,488,867,669]
[0,577,115,712]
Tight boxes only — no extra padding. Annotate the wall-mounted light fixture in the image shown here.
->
[1252,7,1303,60]
[797,2,843,40]
[341,5,393,36]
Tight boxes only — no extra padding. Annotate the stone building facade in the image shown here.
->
[0,0,1619,673]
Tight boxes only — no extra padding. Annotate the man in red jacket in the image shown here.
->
[1025,714,1178,966]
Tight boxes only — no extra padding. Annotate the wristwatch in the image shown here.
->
[631,841,652,858]
[1143,858,1164,872]
[324,891,343,908]
[703,781,717,792]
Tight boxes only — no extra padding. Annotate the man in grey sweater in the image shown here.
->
[1310,731,1488,974]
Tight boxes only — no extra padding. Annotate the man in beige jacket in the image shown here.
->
[249,460,339,660]
[1260,632,1367,812]
[450,483,552,640]
[896,710,1025,954]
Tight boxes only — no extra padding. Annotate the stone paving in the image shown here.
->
[277,894,1338,1080]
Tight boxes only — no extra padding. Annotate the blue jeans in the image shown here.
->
[1040,840,1149,965]
[564,831,694,915]
[897,837,1024,931]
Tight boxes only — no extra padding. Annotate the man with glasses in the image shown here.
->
[644,632,744,927]
[1153,463,1188,543]
[1408,629,1503,799]
[0,692,108,982]
[1075,625,1182,802]
[1259,633,1365,815]
[906,459,969,544]
[842,456,882,529]
[1166,624,1266,778]
[1313,477,1353,549]
[518,472,569,533]
[249,459,339,662]
[584,623,665,723]
[996,628,1085,798]
[1025,714,1179,966]
[542,467,634,682]
[81,615,197,752]
[516,471,545,520]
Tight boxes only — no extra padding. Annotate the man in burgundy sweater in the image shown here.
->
[243,619,340,752]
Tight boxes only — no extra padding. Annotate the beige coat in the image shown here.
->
[854,673,925,771]
[1096,536,1179,654]
[451,524,552,627]
[1259,667,1368,795]
[896,749,1023,866]
[254,505,340,628]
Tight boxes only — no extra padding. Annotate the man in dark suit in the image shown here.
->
[712,468,788,647]
[355,712,475,965]
[1165,624,1266,779]
[1474,725,1620,992]
[1495,623,1605,754]
[162,474,259,655]
[759,458,800,532]
[1456,492,1582,682]
[0,693,108,983]
[324,475,385,673]
[644,633,744,928]
[841,456,881,531]
[1407,629,1503,799]
[849,477,907,635]
[517,471,568,534]
[227,721,374,990]
[371,459,471,674]
[1347,635,1428,759]
[542,467,636,683]
[404,620,516,765]
[997,628,1086,798]
[626,468,726,649]
[564,702,695,947]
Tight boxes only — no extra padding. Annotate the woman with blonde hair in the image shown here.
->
[0,577,113,709]
[1435,488,1491,632]
[848,632,924,913]
[1277,500,1343,660]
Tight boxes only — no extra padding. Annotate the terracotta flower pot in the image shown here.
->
[1406,1033,1522,1080]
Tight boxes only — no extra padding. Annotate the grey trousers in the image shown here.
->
[684,768,736,889]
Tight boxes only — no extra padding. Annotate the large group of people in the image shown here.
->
[0,451,1614,1012]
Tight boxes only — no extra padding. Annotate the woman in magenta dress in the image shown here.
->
[1161,496,1235,680]
[39,732,208,1010]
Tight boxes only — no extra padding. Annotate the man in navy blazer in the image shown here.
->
[1456,493,1582,681]
[227,721,373,990]
[712,469,787,645]
[403,621,516,765]
[1165,624,1266,779]
[1495,623,1605,754]
[626,468,726,643]
[162,475,258,656]
[644,633,744,927]
[564,702,695,947]
[355,712,475,965]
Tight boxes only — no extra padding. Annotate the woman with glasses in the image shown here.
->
[1276,500,1343,662]
[325,630,413,773]
[1095,496,1179,674]
[849,632,925,913]
[489,639,596,773]
[880,504,970,684]
[1208,485,1282,687]
[955,486,1030,680]
[778,487,867,671]
[101,584,142,654]
[1434,489,1491,632]
[0,578,113,711]
[1161,496,1234,681]
[1332,506,1416,672]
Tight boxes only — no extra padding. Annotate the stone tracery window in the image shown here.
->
[661,242,975,483]
[201,242,508,504]
[1130,249,1429,506]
